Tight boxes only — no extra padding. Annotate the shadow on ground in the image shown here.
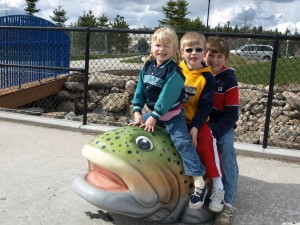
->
[81,176,300,225]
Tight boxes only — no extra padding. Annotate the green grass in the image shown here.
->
[228,54,300,85]
[124,53,300,85]
[72,53,300,85]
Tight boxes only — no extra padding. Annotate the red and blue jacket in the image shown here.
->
[209,66,239,139]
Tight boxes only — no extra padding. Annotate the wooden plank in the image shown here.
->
[0,77,68,108]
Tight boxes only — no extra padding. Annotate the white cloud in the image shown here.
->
[0,0,298,33]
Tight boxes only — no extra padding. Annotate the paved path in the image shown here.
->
[0,119,300,225]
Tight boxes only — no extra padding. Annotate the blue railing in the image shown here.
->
[0,15,70,89]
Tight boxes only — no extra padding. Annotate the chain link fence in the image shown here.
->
[0,27,299,149]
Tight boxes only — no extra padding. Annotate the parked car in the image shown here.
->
[230,44,273,61]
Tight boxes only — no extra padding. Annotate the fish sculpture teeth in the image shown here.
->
[73,125,214,224]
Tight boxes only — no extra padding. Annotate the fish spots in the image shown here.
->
[176,161,181,165]
[101,145,106,149]
[127,150,132,154]
[115,136,120,140]
[167,157,171,162]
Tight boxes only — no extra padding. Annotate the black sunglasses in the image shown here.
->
[185,48,203,53]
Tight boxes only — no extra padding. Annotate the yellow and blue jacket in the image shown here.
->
[180,60,215,129]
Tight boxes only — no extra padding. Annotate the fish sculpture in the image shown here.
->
[73,125,214,224]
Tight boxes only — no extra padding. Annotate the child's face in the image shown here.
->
[181,43,206,70]
[151,41,175,66]
[205,50,227,75]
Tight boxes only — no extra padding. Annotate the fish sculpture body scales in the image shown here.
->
[73,126,214,224]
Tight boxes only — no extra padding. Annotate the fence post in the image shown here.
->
[262,35,280,149]
[83,27,90,125]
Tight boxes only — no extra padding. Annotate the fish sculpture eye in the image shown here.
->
[135,136,154,151]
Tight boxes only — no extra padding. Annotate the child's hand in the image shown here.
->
[140,116,156,132]
[190,127,198,147]
[129,112,143,126]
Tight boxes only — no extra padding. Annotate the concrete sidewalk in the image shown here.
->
[1,110,300,162]
[0,112,300,225]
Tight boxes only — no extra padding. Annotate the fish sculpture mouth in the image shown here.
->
[73,144,163,217]
[86,161,128,192]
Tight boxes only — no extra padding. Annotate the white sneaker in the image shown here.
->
[209,188,225,212]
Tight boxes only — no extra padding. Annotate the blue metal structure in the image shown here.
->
[0,15,71,89]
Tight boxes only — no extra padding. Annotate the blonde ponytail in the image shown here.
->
[142,52,155,64]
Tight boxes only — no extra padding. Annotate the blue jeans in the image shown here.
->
[217,128,239,205]
[143,110,206,177]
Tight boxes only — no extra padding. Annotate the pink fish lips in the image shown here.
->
[86,161,128,192]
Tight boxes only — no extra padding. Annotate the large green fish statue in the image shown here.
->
[73,126,214,224]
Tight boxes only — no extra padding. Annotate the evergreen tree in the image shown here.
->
[77,10,97,27]
[96,13,110,53]
[137,37,150,53]
[73,10,97,52]
[185,17,206,31]
[108,15,130,52]
[159,0,190,30]
[98,13,109,28]
[24,0,40,15]
[50,5,68,27]
[233,25,239,33]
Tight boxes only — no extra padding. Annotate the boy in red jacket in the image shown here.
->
[205,36,239,225]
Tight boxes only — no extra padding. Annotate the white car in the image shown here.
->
[230,44,273,61]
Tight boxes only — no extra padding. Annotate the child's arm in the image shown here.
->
[152,71,185,119]
[191,74,214,128]
[209,106,239,139]
[132,69,146,113]
[209,77,239,139]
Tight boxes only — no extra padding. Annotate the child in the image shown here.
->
[205,36,239,225]
[179,32,225,212]
[130,27,207,209]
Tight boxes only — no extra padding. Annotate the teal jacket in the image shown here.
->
[133,58,185,119]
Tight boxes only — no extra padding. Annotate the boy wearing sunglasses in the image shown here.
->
[180,32,225,213]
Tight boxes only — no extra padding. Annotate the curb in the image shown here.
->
[1,110,299,162]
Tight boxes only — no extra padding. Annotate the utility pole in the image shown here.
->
[206,0,211,31]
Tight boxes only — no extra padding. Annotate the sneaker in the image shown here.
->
[189,186,207,209]
[215,204,234,225]
[209,188,225,212]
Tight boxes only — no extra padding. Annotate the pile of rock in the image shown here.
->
[43,71,300,149]
[237,83,299,149]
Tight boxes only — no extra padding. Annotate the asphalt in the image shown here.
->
[0,111,300,225]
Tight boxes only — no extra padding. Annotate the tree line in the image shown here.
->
[24,0,297,35]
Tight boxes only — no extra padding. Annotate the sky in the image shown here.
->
[0,0,299,33]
